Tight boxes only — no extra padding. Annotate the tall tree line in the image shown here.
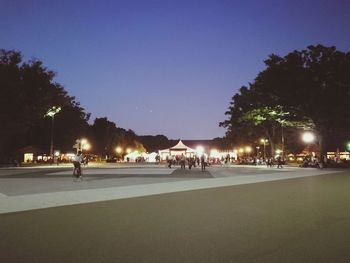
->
[0,49,145,162]
[221,45,350,156]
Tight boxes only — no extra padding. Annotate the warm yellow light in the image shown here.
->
[245,146,252,153]
[239,148,244,153]
[233,149,238,154]
[116,146,123,154]
[126,148,132,154]
[82,143,91,151]
[260,138,268,144]
[276,149,282,154]
[81,138,88,145]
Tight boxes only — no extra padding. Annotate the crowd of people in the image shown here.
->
[166,154,207,171]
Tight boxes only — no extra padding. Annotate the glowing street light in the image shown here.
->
[82,143,91,151]
[302,132,315,155]
[260,138,268,159]
[80,138,91,151]
[45,106,61,157]
[126,148,132,154]
[116,146,123,154]
[302,132,315,143]
[245,146,252,153]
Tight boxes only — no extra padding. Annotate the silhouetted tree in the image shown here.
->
[137,135,170,152]
[221,45,350,155]
[90,117,145,158]
[0,49,90,162]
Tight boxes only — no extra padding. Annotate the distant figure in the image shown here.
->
[267,158,273,168]
[200,154,206,171]
[180,154,186,169]
[188,157,195,170]
[73,151,83,181]
[277,156,283,168]
[155,154,160,164]
[167,155,172,168]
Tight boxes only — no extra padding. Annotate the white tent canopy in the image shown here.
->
[159,140,196,160]
[124,151,159,162]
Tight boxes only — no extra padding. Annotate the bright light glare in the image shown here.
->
[245,146,252,153]
[302,132,315,143]
[46,106,61,117]
[260,138,268,144]
[210,149,219,157]
[126,148,132,154]
[239,148,244,153]
[82,143,91,151]
[196,146,204,155]
[116,146,123,154]
[81,138,88,145]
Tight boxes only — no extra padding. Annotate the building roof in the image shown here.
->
[160,140,195,152]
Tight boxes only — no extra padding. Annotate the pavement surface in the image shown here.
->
[1,164,349,262]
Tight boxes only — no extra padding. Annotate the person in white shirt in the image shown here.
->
[73,151,83,180]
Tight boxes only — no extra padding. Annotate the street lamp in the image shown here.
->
[281,120,285,158]
[116,146,123,154]
[346,142,350,151]
[255,146,260,158]
[260,138,268,160]
[245,146,252,155]
[302,132,315,144]
[80,138,91,152]
[45,106,61,158]
[302,132,315,155]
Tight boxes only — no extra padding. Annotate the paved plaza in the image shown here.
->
[0,164,337,214]
[1,164,350,262]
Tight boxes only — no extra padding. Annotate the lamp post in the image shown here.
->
[116,146,123,161]
[46,106,61,158]
[281,121,285,158]
[302,132,315,155]
[260,139,268,160]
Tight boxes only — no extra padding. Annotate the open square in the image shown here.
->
[1,165,350,262]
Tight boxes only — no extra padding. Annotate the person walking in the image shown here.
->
[188,157,194,170]
[73,151,83,181]
[200,153,206,171]
[167,155,172,168]
[180,154,186,169]
[277,156,283,168]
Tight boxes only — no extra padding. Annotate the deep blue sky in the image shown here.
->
[1,0,350,139]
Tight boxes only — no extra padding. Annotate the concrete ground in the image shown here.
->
[0,165,349,262]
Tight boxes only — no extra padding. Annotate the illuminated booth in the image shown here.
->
[123,151,158,162]
[159,140,196,160]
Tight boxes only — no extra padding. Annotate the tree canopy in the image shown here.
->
[0,49,90,161]
[0,49,146,162]
[221,45,350,155]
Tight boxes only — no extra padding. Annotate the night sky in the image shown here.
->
[1,0,350,139]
